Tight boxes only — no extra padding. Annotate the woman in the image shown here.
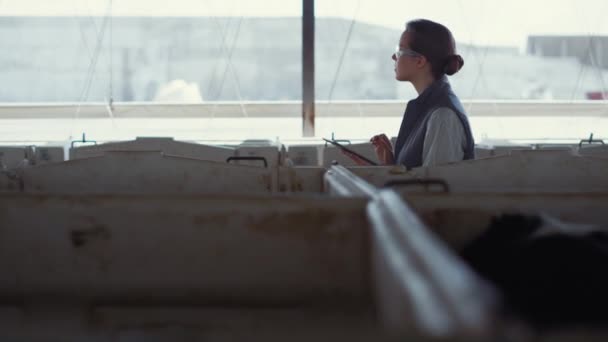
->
[349,19,475,168]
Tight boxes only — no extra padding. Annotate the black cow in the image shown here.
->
[461,214,608,329]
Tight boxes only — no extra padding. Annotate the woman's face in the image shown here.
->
[392,30,423,82]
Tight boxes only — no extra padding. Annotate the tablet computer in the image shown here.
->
[322,138,378,166]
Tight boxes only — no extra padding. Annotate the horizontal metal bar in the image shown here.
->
[0,101,607,119]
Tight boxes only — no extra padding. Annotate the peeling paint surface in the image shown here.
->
[0,193,370,305]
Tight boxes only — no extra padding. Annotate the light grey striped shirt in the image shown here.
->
[421,107,467,167]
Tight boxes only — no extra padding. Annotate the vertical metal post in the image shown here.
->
[302,0,315,137]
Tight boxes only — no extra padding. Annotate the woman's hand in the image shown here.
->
[340,149,371,166]
[370,134,395,165]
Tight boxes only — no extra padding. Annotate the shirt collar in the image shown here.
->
[413,75,449,105]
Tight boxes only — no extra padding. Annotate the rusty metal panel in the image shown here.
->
[23,151,273,194]
[277,166,325,193]
[0,194,369,304]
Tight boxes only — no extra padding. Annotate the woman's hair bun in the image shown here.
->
[444,54,464,76]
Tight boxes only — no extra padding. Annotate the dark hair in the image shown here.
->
[405,19,464,79]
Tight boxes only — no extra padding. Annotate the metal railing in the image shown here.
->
[1,100,608,119]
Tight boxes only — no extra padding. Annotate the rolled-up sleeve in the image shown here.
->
[422,107,466,167]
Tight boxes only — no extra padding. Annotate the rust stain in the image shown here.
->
[70,224,111,248]
[287,168,305,192]
[182,171,190,182]
[261,174,272,192]
[289,176,304,192]
[247,209,363,243]
[192,214,232,226]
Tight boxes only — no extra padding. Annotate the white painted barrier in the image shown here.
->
[0,146,33,168]
[34,146,65,165]
[69,137,235,162]
[351,150,608,193]
[23,151,273,194]
[0,193,369,303]
[287,145,320,166]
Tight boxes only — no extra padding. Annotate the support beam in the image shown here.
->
[302,0,315,137]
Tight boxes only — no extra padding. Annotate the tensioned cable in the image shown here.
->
[322,0,361,138]
[204,9,233,100]
[568,0,588,102]
[69,0,113,140]
[78,0,106,64]
[105,0,116,135]
[191,0,248,119]
[571,1,608,140]
[569,58,587,102]
[456,0,505,142]
[221,17,247,115]
[209,12,247,117]
[66,0,96,140]
[587,36,608,100]
[71,0,95,64]
[78,1,111,102]
[457,0,495,109]
[199,0,242,101]
[201,0,234,100]
[325,0,361,105]
[211,16,242,101]
[581,6,608,104]
[567,0,608,132]
[108,0,113,109]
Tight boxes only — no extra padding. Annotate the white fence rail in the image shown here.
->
[1,100,608,119]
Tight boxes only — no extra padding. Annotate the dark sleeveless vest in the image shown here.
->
[394,76,475,168]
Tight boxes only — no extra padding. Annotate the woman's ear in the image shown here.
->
[415,55,428,69]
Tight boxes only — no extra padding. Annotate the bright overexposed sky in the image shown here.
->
[2,0,608,47]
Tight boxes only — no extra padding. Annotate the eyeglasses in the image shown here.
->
[394,47,422,58]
